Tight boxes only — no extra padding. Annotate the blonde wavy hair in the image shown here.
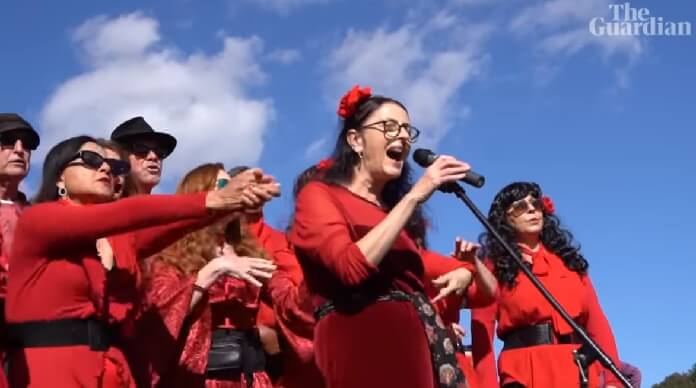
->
[151,163,267,276]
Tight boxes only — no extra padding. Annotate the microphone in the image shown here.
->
[412,148,485,188]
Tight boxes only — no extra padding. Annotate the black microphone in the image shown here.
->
[412,148,485,188]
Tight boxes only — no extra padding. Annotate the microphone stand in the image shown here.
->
[440,182,632,388]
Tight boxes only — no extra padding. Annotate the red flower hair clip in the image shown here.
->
[337,85,372,119]
[316,158,335,170]
[542,196,555,215]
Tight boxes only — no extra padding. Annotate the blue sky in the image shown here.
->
[2,0,694,384]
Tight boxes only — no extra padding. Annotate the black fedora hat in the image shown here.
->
[110,116,177,157]
[0,113,40,150]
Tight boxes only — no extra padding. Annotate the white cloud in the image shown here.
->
[267,49,302,64]
[38,12,274,185]
[511,0,642,59]
[246,0,330,13]
[324,21,489,146]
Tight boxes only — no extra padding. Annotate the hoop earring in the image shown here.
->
[58,187,67,198]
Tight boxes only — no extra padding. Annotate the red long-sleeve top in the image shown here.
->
[471,244,621,388]
[288,181,467,306]
[6,193,215,388]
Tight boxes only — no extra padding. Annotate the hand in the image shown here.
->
[196,246,277,288]
[451,323,467,341]
[451,237,480,264]
[206,167,281,211]
[408,156,470,203]
[431,267,473,303]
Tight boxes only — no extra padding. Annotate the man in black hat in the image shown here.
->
[0,113,39,203]
[110,116,177,195]
[0,113,40,377]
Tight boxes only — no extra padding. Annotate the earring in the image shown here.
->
[57,187,67,197]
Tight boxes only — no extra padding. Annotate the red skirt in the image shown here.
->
[314,300,434,388]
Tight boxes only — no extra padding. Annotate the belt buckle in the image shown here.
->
[87,320,109,351]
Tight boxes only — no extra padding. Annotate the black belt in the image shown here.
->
[206,328,265,385]
[6,318,119,351]
[314,289,411,320]
[502,323,582,351]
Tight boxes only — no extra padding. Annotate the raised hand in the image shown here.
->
[451,237,480,264]
[408,155,470,203]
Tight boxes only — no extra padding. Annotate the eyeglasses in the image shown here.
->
[216,178,230,190]
[361,119,420,143]
[0,132,36,151]
[507,198,543,218]
[129,143,171,159]
[66,150,131,176]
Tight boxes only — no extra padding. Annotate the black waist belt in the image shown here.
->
[6,318,119,351]
[206,328,265,385]
[314,289,411,320]
[502,323,582,351]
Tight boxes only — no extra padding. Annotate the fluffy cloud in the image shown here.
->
[324,19,490,147]
[511,0,643,59]
[38,12,274,187]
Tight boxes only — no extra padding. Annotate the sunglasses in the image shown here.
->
[0,132,37,151]
[216,178,230,189]
[507,197,543,218]
[129,143,171,159]
[66,150,131,176]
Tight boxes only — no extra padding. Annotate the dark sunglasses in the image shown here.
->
[0,132,37,151]
[129,143,170,159]
[66,150,131,176]
[507,197,543,217]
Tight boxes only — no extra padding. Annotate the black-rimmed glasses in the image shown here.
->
[361,119,420,143]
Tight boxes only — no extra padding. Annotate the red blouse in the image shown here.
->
[144,260,272,388]
[6,193,213,388]
[288,182,466,305]
[471,244,621,387]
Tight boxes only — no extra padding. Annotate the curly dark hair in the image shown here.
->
[294,95,428,246]
[479,182,588,288]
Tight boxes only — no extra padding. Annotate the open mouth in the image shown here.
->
[146,165,161,174]
[385,143,408,162]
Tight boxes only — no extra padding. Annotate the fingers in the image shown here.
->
[248,268,274,279]
[431,274,447,287]
[238,272,263,287]
[454,237,462,256]
[431,284,455,304]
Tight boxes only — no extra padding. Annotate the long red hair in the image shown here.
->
[149,163,266,276]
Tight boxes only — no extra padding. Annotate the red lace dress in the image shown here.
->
[144,259,273,388]
[471,244,621,388]
[6,193,214,388]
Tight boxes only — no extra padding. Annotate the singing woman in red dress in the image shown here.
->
[471,182,622,388]
[5,136,279,388]
[143,163,278,388]
[288,86,493,388]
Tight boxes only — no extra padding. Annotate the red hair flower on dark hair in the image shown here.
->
[337,85,372,119]
[542,196,555,215]
[316,158,334,170]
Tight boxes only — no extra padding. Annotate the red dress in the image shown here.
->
[251,218,324,388]
[471,244,621,387]
[6,193,214,388]
[143,260,273,388]
[288,182,469,388]
[0,200,24,388]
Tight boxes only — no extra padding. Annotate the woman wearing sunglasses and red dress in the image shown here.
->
[471,182,622,388]
[5,135,279,388]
